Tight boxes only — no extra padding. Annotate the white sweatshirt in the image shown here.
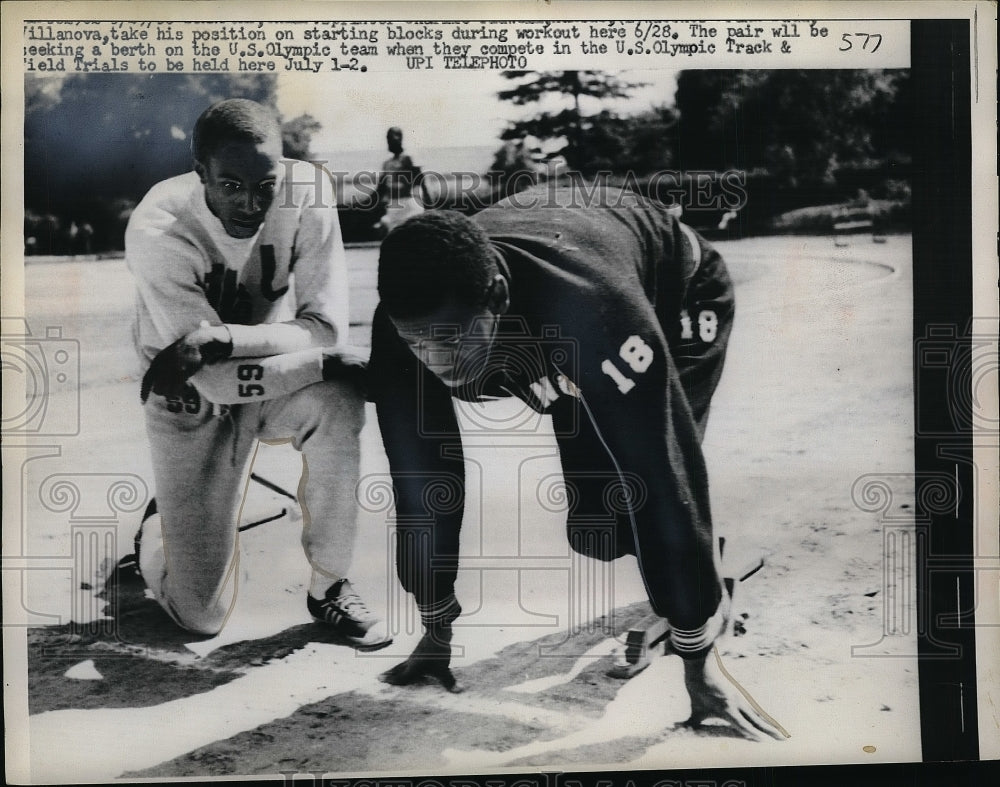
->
[126,161,347,404]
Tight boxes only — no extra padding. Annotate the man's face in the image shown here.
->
[392,301,500,389]
[387,129,404,155]
[198,138,282,239]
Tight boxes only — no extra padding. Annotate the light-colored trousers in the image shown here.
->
[142,379,364,635]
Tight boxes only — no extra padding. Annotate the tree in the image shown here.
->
[487,139,542,199]
[497,71,647,174]
[282,113,322,160]
[23,73,324,251]
[25,73,278,216]
[673,69,911,191]
[585,105,678,174]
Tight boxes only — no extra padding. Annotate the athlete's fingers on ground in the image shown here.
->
[378,658,462,693]
[722,676,789,740]
[680,713,760,741]
[704,647,789,741]
[738,706,786,740]
[715,703,783,741]
[728,707,770,741]
[680,704,773,742]
[378,660,417,685]
[433,664,462,693]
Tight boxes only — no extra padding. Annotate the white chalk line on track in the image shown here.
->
[29,643,395,782]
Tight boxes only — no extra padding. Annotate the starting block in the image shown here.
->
[607,538,764,679]
[607,616,671,679]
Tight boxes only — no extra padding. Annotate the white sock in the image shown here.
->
[137,513,167,600]
[308,570,343,599]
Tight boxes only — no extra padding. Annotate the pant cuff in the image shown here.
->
[670,596,729,658]
[418,594,461,627]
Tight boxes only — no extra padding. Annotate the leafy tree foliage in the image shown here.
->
[25,74,277,214]
[674,69,911,189]
[583,106,677,174]
[24,73,322,252]
[281,113,322,160]
[497,70,648,175]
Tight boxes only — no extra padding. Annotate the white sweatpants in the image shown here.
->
[141,379,364,635]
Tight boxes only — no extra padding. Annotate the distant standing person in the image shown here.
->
[121,98,390,649]
[373,126,425,236]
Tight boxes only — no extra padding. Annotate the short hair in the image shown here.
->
[378,211,498,319]
[192,99,282,162]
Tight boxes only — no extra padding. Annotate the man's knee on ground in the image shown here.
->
[162,590,231,636]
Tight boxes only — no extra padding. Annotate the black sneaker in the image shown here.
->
[307,578,393,651]
[107,498,157,587]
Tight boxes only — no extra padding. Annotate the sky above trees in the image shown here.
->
[274,68,679,155]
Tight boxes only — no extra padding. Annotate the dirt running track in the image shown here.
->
[13,235,920,781]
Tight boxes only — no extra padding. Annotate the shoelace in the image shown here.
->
[334,589,372,617]
[321,582,373,618]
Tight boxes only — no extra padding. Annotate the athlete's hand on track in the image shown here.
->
[378,626,462,693]
[140,322,233,403]
[680,647,789,741]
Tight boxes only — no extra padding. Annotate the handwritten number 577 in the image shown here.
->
[840,33,882,52]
